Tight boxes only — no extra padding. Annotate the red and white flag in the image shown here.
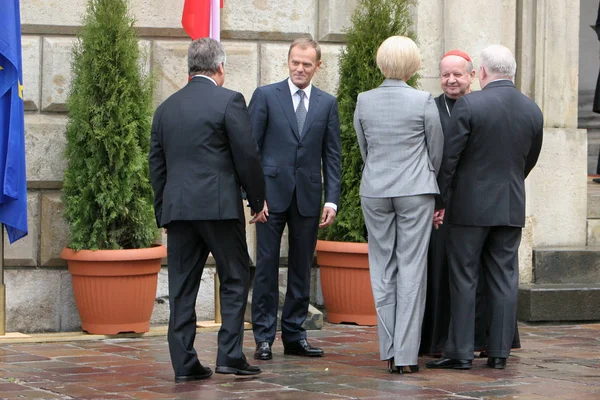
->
[182,0,223,41]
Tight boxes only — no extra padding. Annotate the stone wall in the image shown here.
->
[4,0,355,333]
[3,0,585,332]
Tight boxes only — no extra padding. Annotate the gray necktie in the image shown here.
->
[296,89,307,136]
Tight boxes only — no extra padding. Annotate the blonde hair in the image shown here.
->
[376,36,421,80]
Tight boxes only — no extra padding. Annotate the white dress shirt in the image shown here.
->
[192,74,217,85]
[288,78,312,112]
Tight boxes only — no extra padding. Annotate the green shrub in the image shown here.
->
[321,0,419,243]
[62,0,157,250]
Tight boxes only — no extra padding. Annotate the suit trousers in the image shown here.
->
[420,222,521,356]
[252,192,319,345]
[361,194,434,366]
[443,225,521,360]
[166,219,250,375]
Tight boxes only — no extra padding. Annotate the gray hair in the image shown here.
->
[188,38,226,76]
[465,60,474,73]
[437,58,474,75]
[480,44,516,79]
[465,60,475,73]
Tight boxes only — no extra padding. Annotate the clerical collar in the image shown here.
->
[443,94,457,116]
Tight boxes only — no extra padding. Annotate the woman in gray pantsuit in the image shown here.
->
[354,36,443,374]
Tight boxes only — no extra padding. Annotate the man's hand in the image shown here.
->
[433,209,445,230]
[249,201,269,224]
[319,206,337,228]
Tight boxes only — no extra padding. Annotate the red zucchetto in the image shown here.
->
[442,49,472,62]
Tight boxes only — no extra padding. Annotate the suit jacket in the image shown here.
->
[437,79,543,227]
[354,79,444,198]
[248,79,341,217]
[149,77,265,227]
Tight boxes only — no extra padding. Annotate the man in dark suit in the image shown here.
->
[423,50,521,358]
[426,44,543,370]
[249,38,341,360]
[149,38,268,382]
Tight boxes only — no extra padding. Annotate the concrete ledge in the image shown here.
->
[532,247,600,283]
[0,325,222,345]
[518,283,600,321]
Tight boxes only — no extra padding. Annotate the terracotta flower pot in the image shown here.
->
[316,240,376,325]
[61,245,166,335]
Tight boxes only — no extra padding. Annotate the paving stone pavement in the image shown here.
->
[0,322,599,399]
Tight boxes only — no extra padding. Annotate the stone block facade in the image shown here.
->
[4,193,39,267]
[25,115,68,187]
[7,0,356,332]
[21,36,41,111]
[4,0,584,332]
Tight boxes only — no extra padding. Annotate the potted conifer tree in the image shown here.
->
[60,0,165,335]
[317,0,419,325]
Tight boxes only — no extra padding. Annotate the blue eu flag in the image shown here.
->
[0,0,28,243]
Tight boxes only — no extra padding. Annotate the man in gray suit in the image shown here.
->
[427,44,543,370]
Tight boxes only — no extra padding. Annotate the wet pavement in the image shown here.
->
[0,322,598,399]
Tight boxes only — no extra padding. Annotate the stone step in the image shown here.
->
[580,116,597,173]
[579,89,597,175]
[579,117,600,130]
[588,156,597,175]
[588,131,600,156]
[532,247,600,283]
[587,178,600,218]
[588,219,600,245]
[578,90,595,105]
[587,132,598,175]
[517,283,600,321]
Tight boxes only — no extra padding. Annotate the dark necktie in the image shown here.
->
[296,89,307,136]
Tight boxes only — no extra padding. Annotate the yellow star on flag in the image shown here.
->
[0,66,23,98]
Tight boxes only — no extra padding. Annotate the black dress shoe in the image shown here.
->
[215,362,261,375]
[283,339,324,357]
[487,357,507,369]
[426,357,472,369]
[254,342,272,360]
[174,364,213,382]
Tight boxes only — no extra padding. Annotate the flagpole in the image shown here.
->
[0,227,5,335]
[187,0,238,330]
